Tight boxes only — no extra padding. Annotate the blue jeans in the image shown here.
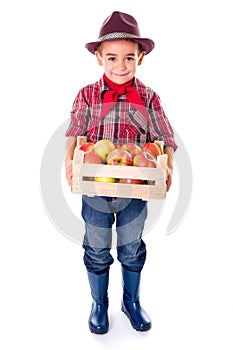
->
[82,196,147,274]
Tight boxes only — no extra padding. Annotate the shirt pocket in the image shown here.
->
[120,109,150,145]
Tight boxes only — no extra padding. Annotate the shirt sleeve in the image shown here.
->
[149,93,178,151]
[65,89,90,137]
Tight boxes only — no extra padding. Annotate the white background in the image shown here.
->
[1,0,233,349]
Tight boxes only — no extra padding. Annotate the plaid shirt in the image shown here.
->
[66,76,177,149]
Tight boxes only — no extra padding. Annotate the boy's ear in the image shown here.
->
[138,51,146,66]
[95,51,103,66]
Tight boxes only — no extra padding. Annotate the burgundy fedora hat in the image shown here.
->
[85,11,155,55]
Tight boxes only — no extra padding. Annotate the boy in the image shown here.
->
[65,11,177,334]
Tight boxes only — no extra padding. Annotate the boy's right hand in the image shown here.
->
[65,160,73,187]
[65,136,77,187]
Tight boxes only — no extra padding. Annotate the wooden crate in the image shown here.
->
[71,137,168,200]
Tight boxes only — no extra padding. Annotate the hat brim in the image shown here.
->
[85,37,155,55]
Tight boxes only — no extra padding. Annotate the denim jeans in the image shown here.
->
[82,196,147,274]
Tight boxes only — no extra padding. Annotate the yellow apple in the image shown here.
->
[93,140,115,162]
[106,149,133,166]
[94,177,118,183]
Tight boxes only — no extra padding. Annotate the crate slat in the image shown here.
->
[72,181,166,200]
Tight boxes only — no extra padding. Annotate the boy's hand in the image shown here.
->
[65,160,73,187]
[166,168,173,192]
[164,146,174,192]
[65,136,77,187]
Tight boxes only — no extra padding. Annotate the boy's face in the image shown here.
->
[95,39,145,84]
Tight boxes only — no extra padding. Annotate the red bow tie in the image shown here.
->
[100,74,151,125]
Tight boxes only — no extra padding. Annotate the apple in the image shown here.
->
[106,149,133,166]
[153,140,164,154]
[133,152,157,168]
[121,142,142,157]
[93,139,115,162]
[142,142,161,158]
[83,150,102,164]
[79,142,94,152]
[119,178,145,184]
[94,177,118,183]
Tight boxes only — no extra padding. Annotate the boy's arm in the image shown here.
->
[65,136,77,186]
[164,146,174,192]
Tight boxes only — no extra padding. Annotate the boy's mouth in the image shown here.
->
[113,72,129,77]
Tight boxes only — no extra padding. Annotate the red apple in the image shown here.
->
[83,150,102,164]
[133,152,157,168]
[119,178,145,184]
[79,142,94,152]
[106,149,133,166]
[93,139,115,162]
[142,142,161,158]
[121,142,142,157]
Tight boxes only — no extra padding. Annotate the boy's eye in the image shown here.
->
[126,57,134,61]
[108,57,116,61]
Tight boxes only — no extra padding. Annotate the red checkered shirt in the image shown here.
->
[65,76,177,149]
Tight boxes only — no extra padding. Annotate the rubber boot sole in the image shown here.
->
[89,327,109,335]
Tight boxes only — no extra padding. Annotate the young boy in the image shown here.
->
[65,11,177,334]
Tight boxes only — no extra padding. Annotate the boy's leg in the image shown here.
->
[116,198,151,331]
[121,267,151,331]
[87,270,109,334]
[116,198,147,272]
[82,196,115,273]
[81,196,115,333]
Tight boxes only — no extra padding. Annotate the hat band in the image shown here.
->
[98,32,140,42]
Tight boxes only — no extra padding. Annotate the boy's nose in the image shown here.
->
[117,60,127,70]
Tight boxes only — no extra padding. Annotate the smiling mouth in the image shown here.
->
[113,73,129,77]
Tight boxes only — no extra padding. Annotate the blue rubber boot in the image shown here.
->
[87,271,109,334]
[121,268,151,331]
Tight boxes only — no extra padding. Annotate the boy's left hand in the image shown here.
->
[166,168,173,192]
[163,146,174,192]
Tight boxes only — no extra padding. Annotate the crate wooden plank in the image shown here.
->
[75,181,166,200]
